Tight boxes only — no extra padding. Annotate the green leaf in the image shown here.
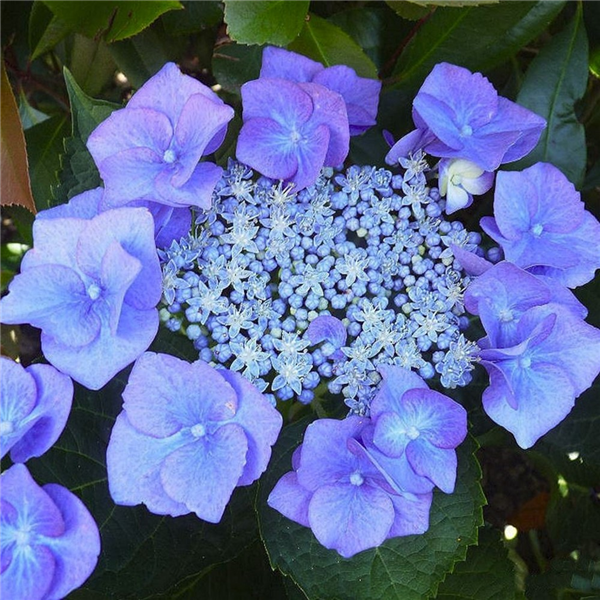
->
[391,2,565,88]
[29,1,71,60]
[527,556,600,600]
[68,34,117,97]
[224,0,309,47]
[28,371,259,599]
[516,4,589,187]
[212,42,264,95]
[436,527,519,599]
[258,422,485,600]
[410,0,500,6]
[162,0,223,36]
[25,114,69,211]
[52,68,119,206]
[18,89,49,130]
[42,0,182,43]
[328,6,412,72]
[289,13,378,79]
[385,1,430,21]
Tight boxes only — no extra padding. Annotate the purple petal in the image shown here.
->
[41,483,100,600]
[123,353,238,438]
[296,417,372,492]
[308,482,394,558]
[305,315,347,348]
[260,46,323,82]
[128,62,225,126]
[76,207,161,310]
[160,424,248,523]
[313,65,381,135]
[241,78,313,125]
[406,439,458,493]
[98,147,164,208]
[482,360,577,449]
[298,82,349,167]
[9,364,73,464]
[0,358,37,440]
[37,187,102,221]
[22,217,86,271]
[0,464,64,536]
[267,471,312,528]
[87,107,173,166]
[400,388,467,449]
[370,365,428,419]
[171,94,234,186]
[387,491,432,538]
[449,244,493,276]
[385,129,436,165]
[218,369,282,486]
[155,161,223,210]
[0,265,101,348]
[373,412,412,458]
[41,304,158,390]
[1,541,55,600]
[106,412,189,516]
[488,98,546,163]
[147,204,191,248]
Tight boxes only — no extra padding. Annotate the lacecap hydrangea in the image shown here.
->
[1,45,599,587]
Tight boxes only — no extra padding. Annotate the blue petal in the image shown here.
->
[218,369,282,486]
[369,365,428,420]
[387,491,432,538]
[260,46,323,82]
[106,413,189,516]
[160,423,248,523]
[406,439,457,493]
[41,483,100,600]
[267,471,312,528]
[305,314,347,348]
[308,482,394,558]
[37,187,103,221]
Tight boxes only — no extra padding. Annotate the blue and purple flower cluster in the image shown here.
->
[1,44,600,596]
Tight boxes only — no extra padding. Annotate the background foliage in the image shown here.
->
[1,1,599,598]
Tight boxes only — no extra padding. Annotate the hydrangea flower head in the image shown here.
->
[0,463,100,600]
[107,352,282,522]
[260,46,381,135]
[87,62,234,211]
[464,262,600,448]
[366,366,467,494]
[0,207,162,390]
[386,63,546,172]
[267,416,432,558]
[480,162,600,287]
[0,358,73,463]
[236,78,350,191]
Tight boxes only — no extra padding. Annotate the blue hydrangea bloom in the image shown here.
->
[267,416,432,558]
[0,463,100,600]
[87,62,234,211]
[236,78,350,191]
[0,207,162,390]
[38,186,191,249]
[107,352,282,522]
[365,366,467,494]
[481,162,600,288]
[464,262,600,448]
[260,46,381,135]
[0,357,72,463]
[386,63,546,172]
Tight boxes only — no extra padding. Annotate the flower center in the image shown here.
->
[14,528,32,547]
[191,423,207,438]
[163,149,177,164]
[0,420,14,435]
[406,426,420,440]
[290,130,301,144]
[87,283,102,300]
[519,356,532,369]
[498,308,514,323]
[460,124,473,137]
[349,472,364,486]
[531,223,544,237]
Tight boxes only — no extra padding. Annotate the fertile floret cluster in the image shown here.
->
[159,156,481,414]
